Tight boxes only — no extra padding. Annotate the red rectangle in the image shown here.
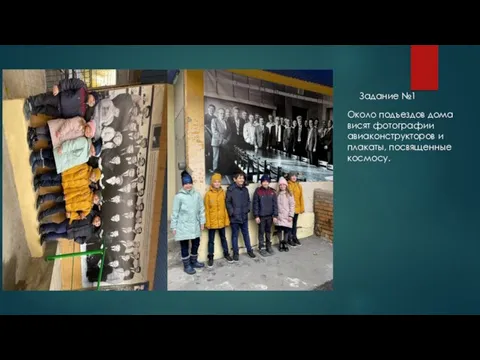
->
[410,45,439,91]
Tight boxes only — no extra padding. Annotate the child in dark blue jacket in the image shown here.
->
[252,174,278,257]
[25,78,98,120]
[225,171,256,261]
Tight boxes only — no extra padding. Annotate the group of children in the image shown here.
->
[171,170,304,275]
[25,78,105,245]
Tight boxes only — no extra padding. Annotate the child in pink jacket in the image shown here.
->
[276,177,296,252]
[27,117,96,150]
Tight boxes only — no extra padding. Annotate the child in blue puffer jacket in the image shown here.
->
[170,171,206,275]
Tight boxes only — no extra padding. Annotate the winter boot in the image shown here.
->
[287,232,297,247]
[207,254,214,268]
[293,236,302,246]
[224,253,234,263]
[28,139,36,150]
[23,99,32,120]
[282,241,290,252]
[259,247,269,257]
[190,254,205,269]
[29,152,37,167]
[278,232,284,252]
[258,239,268,257]
[27,127,34,144]
[266,241,274,255]
[29,149,44,167]
[182,257,196,275]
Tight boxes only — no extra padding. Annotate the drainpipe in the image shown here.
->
[173,71,191,191]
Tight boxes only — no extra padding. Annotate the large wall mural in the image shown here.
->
[83,86,154,288]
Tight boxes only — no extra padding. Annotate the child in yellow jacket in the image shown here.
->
[37,190,102,224]
[65,190,102,222]
[287,171,304,246]
[204,173,233,267]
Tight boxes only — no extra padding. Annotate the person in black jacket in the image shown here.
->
[87,264,114,283]
[25,78,98,120]
[225,171,256,261]
[252,174,278,257]
[322,119,333,165]
[39,212,102,245]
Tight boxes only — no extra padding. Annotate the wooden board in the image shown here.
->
[59,240,83,291]
[147,86,168,290]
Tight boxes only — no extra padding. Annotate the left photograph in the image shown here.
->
[2,69,168,291]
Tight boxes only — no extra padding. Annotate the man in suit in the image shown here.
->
[293,115,307,159]
[254,117,268,155]
[243,114,256,149]
[211,108,232,173]
[305,119,317,165]
[265,114,275,150]
[322,119,333,165]
[282,118,293,157]
[240,110,248,139]
[204,104,217,171]
[205,104,216,125]
[225,108,232,122]
[229,106,245,148]
[270,116,283,153]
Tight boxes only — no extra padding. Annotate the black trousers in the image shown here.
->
[307,150,316,165]
[180,238,200,259]
[276,225,291,242]
[258,216,273,249]
[292,214,299,239]
[28,92,60,117]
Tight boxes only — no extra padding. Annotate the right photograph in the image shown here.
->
[167,70,333,291]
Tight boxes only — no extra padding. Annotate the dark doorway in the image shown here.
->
[292,106,308,122]
[276,102,286,117]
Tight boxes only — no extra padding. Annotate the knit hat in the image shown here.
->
[92,168,102,182]
[94,139,102,156]
[86,120,96,138]
[181,170,193,185]
[211,173,222,183]
[278,177,288,186]
[89,91,100,104]
[260,174,271,183]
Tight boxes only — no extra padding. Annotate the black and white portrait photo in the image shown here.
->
[81,85,153,288]
[203,70,334,184]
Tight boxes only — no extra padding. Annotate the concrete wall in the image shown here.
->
[167,70,334,262]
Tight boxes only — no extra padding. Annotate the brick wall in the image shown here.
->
[314,189,333,241]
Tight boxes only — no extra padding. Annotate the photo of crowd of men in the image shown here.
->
[76,86,152,287]
[204,96,333,184]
